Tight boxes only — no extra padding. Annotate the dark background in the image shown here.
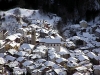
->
[0,0,100,24]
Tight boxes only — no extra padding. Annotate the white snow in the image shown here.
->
[54,68,67,75]
[83,32,91,38]
[1,7,60,35]
[27,65,36,70]
[44,61,55,66]
[17,51,28,56]
[31,54,41,59]
[59,46,70,55]
[6,7,60,26]
[8,49,18,55]
[22,60,33,67]
[9,41,20,47]
[9,61,19,67]
[0,40,5,46]
[96,28,100,33]
[38,38,61,43]
[0,7,100,75]
[56,58,67,63]
[19,43,35,50]
[49,53,60,59]
[75,66,87,71]
[5,55,16,61]
[6,35,17,41]
[0,57,6,64]
[36,59,46,63]
[67,60,79,67]
[78,55,89,61]
[87,52,97,59]
[71,36,81,40]
[0,53,6,58]
[93,65,100,70]
[68,57,78,62]
[73,72,83,75]
[16,57,25,62]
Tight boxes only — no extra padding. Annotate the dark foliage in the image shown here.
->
[0,0,100,23]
